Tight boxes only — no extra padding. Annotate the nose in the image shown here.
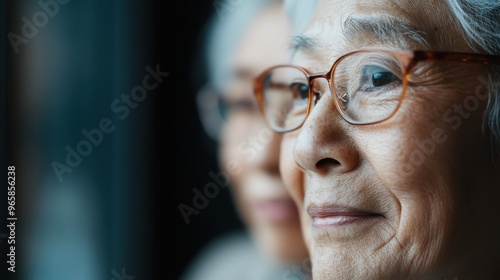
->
[293,91,359,175]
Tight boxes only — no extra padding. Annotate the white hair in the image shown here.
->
[284,0,319,34]
[447,0,500,151]
[205,0,280,92]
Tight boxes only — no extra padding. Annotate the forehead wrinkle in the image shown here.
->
[291,14,432,71]
[342,15,431,50]
[290,4,436,72]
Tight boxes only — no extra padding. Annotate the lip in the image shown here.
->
[308,205,382,229]
[256,199,299,222]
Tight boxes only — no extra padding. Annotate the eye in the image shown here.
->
[372,71,397,87]
[289,82,309,99]
[219,98,257,118]
[361,65,400,90]
[227,99,256,111]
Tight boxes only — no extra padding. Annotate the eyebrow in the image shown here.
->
[290,15,430,56]
[342,16,430,49]
[290,35,319,55]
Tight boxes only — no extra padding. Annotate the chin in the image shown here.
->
[252,221,308,263]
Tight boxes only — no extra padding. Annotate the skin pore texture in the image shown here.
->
[219,2,308,262]
[280,0,500,279]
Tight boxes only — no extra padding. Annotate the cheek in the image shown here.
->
[354,78,490,267]
[219,118,255,200]
[362,72,488,195]
[218,119,258,223]
[219,115,263,168]
[359,97,460,212]
[348,125,455,274]
[218,115,281,209]
[280,133,304,206]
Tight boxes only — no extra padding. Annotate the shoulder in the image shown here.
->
[199,230,256,257]
[180,230,285,280]
[180,230,256,280]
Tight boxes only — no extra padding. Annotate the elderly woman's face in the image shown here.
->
[281,0,500,278]
[219,4,307,262]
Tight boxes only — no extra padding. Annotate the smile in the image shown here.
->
[308,205,383,229]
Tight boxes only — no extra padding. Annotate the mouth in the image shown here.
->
[256,199,299,222]
[308,205,383,229]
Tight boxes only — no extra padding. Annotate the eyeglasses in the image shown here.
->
[196,78,262,141]
[196,84,226,141]
[253,49,500,133]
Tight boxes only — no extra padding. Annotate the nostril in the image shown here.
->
[265,164,280,175]
[316,158,340,169]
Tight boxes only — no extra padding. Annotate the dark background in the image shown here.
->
[157,1,244,279]
[1,1,243,279]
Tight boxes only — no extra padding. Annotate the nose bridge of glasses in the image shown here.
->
[308,72,332,97]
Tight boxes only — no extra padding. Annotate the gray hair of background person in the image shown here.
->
[206,0,281,93]
[284,0,500,150]
[283,0,319,35]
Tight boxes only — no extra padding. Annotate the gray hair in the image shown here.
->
[447,0,500,151]
[284,0,319,35]
[205,0,281,92]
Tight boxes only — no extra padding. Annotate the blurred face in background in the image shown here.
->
[218,2,308,262]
